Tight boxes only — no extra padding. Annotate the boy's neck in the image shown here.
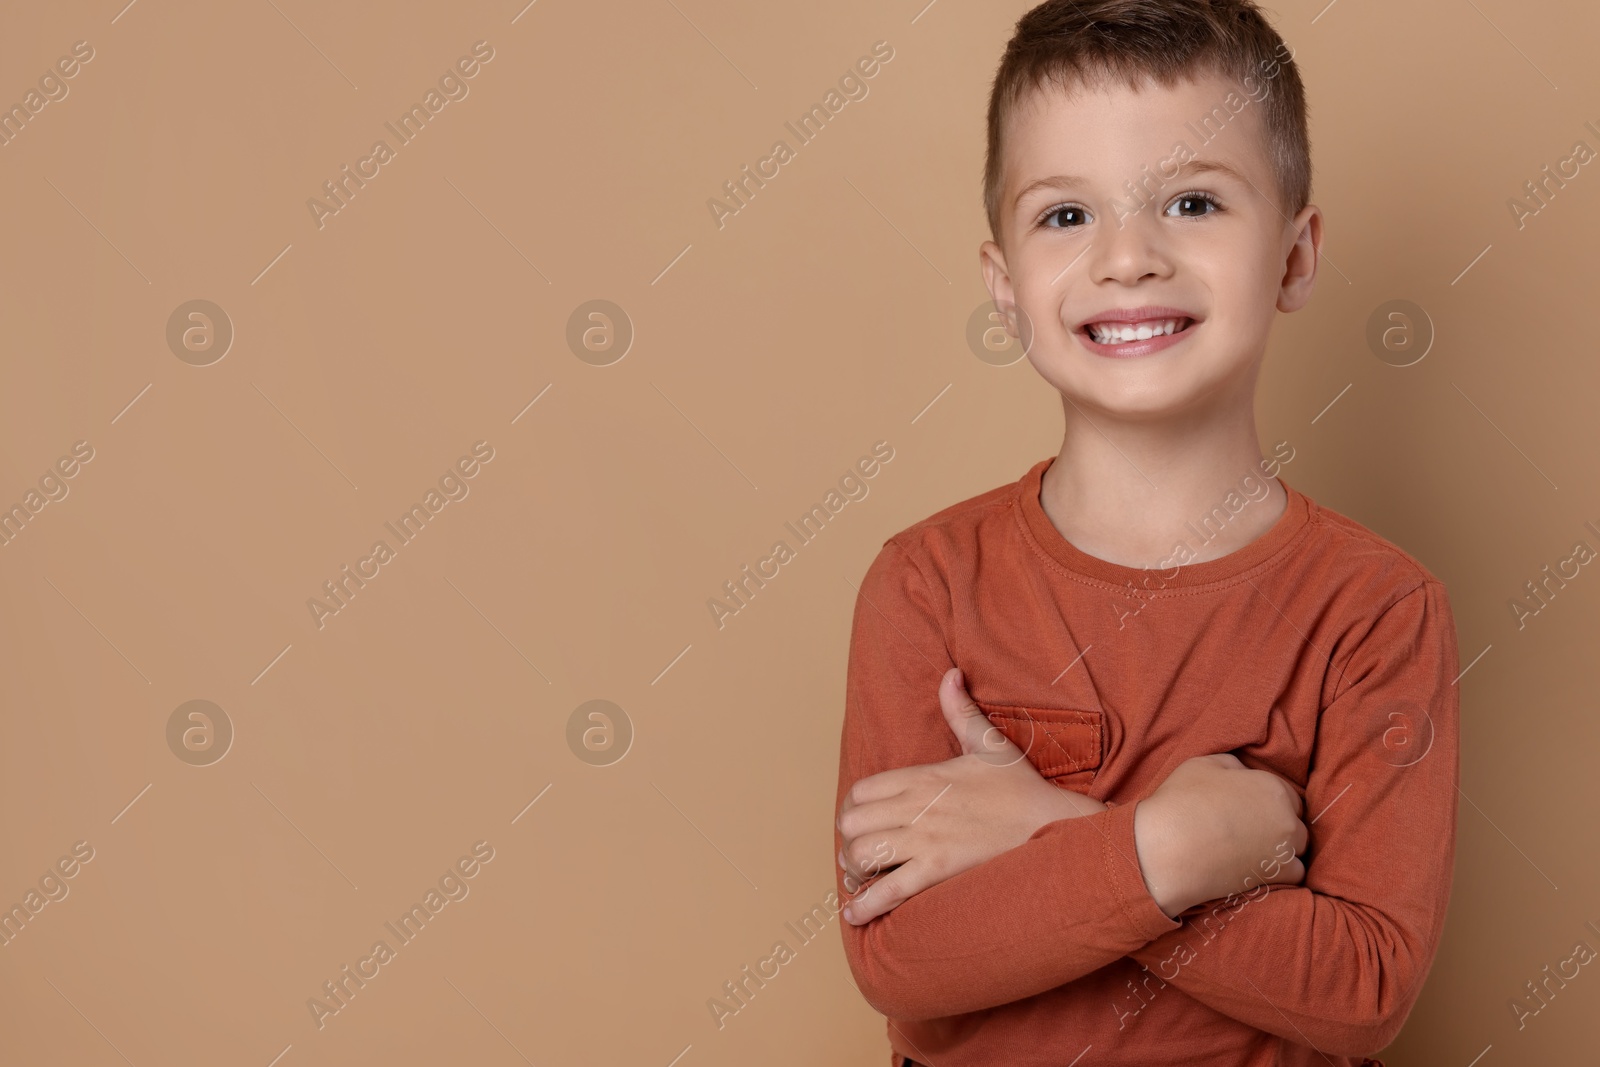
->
[1039,392,1287,570]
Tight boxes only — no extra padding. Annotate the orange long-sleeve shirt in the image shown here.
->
[834,456,1460,1067]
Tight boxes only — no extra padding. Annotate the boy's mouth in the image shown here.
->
[1076,306,1199,354]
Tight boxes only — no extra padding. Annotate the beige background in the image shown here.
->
[0,0,1596,1063]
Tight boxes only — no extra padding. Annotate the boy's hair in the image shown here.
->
[983,0,1311,240]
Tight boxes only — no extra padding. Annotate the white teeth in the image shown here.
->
[1088,318,1184,344]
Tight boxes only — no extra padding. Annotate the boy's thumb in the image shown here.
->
[939,667,1022,763]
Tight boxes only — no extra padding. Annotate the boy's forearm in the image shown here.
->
[837,798,1179,1020]
[839,753,1282,1014]
[1121,876,1450,1056]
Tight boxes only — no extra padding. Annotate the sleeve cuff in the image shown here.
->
[1103,798,1184,940]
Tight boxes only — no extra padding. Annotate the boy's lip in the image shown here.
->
[1074,305,1200,331]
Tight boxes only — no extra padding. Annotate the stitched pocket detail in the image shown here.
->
[973,701,1103,779]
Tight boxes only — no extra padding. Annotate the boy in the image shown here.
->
[832,2,1460,1066]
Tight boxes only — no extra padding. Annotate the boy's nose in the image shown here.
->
[1086,220,1173,286]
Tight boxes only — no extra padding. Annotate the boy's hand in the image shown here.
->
[837,667,1106,925]
[1132,753,1309,918]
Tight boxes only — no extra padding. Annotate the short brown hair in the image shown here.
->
[983,0,1311,240]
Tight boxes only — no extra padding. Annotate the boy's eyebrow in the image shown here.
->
[1013,159,1250,209]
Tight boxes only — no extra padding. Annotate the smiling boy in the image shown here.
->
[832,3,1461,1066]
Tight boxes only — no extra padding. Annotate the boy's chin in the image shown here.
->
[1029,352,1251,422]
[1063,394,1195,422]
[1042,376,1212,422]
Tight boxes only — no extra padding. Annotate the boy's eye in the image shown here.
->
[1165,191,1221,218]
[1039,204,1089,229]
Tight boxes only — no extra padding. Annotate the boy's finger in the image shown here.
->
[839,827,909,886]
[843,858,928,924]
[837,792,918,849]
[1270,771,1306,816]
[938,667,1021,760]
[840,766,916,813]
[1263,857,1306,886]
[1290,817,1309,856]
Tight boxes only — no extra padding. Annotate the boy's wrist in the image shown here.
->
[1132,797,1190,918]
[1034,785,1108,831]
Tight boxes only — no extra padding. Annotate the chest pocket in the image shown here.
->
[973,700,1104,795]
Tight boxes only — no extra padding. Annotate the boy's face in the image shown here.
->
[980,71,1321,422]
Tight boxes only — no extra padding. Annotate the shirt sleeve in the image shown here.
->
[1123,580,1461,1057]
[835,538,1181,1022]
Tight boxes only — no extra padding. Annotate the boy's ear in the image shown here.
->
[979,239,1019,330]
[1277,204,1323,314]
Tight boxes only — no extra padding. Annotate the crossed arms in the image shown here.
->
[833,541,1460,1057]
